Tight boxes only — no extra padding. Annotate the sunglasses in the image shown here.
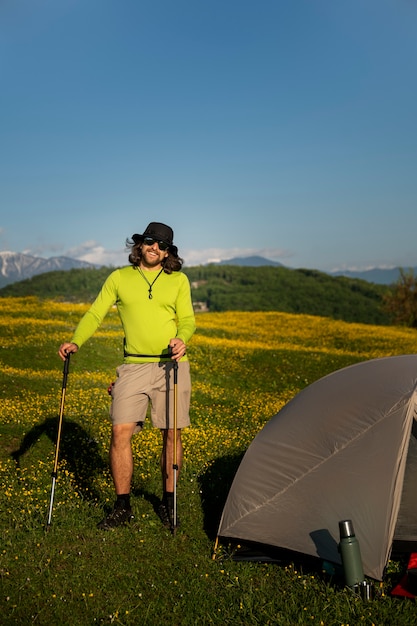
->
[142,237,170,251]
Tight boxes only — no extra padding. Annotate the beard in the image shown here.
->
[141,249,166,269]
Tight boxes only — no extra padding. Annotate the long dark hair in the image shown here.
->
[126,239,183,274]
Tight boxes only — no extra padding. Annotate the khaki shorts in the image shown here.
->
[109,361,191,432]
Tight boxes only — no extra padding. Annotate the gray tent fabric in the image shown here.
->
[218,355,417,581]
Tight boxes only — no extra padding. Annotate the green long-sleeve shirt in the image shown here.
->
[71,265,196,363]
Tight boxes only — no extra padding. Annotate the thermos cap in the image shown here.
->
[339,519,355,538]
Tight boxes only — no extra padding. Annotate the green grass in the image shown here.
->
[1,299,417,625]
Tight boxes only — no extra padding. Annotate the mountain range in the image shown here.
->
[0,251,414,288]
[0,251,98,288]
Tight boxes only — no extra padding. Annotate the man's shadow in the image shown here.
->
[198,451,245,540]
[11,416,107,502]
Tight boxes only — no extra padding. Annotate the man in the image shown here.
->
[58,222,196,531]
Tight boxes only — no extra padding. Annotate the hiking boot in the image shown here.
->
[97,504,134,530]
[158,502,180,531]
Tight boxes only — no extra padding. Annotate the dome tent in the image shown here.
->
[217,355,417,581]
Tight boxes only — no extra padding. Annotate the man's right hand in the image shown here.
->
[58,342,79,361]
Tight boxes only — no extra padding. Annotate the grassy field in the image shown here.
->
[1,297,417,625]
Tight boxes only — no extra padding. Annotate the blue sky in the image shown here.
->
[1,0,416,271]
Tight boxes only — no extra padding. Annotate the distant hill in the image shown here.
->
[214,255,415,285]
[0,266,115,301]
[0,251,99,288]
[184,265,390,325]
[330,267,416,285]
[216,256,283,267]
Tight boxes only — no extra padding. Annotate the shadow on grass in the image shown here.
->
[198,451,244,540]
[10,416,107,501]
[131,485,162,514]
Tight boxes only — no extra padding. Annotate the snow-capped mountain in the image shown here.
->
[0,251,98,288]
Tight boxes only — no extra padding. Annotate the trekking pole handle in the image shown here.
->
[168,346,179,383]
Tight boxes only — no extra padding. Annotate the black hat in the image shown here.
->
[132,222,178,255]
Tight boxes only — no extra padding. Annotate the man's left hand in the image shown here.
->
[169,339,186,361]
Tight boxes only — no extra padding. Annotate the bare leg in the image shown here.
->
[97,422,137,529]
[109,423,137,494]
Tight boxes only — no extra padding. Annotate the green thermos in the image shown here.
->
[338,519,365,587]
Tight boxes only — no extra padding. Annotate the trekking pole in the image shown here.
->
[172,360,179,534]
[46,353,71,529]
